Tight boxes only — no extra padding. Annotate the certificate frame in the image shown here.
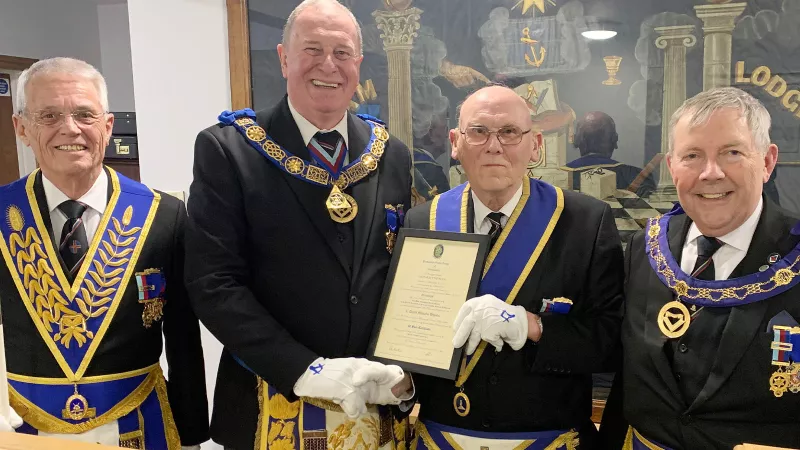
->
[367,228,490,379]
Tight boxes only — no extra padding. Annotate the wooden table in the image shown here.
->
[0,432,122,449]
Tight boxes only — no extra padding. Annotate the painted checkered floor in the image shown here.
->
[604,190,678,248]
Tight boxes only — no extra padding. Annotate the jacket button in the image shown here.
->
[679,343,688,353]
[680,414,692,425]
[489,375,498,385]
[350,295,359,305]
[482,419,491,428]
[337,233,345,243]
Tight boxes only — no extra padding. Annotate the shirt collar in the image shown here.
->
[42,169,108,215]
[472,184,524,226]
[288,98,349,147]
[686,197,763,252]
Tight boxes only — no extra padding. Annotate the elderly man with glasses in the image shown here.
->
[0,57,209,449]
[403,85,625,449]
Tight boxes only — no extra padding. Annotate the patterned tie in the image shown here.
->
[314,131,343,157]
[58,200,89,275]
[691,235,723,281]
[309,131,347,177]
[487,212,505,248]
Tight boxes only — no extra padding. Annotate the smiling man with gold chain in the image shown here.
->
[185,1,415,449]
[600,87,800,449]
[0,58,209,449]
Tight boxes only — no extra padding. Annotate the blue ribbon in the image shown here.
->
[217,108,256,125]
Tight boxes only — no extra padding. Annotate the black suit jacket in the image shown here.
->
[185,97,412,448]
[0,169,209,445]
[403,188,624,449]
[601,198,800,449]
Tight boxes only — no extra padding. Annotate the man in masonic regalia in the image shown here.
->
[0,57,209,449]
[404,85,624,449]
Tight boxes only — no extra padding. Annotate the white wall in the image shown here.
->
[0,0,102,69]
[128,2,230,448]
[97,3,135,111]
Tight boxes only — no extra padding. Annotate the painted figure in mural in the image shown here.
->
[566,111,657,197]
[0,57,209,449]
[600,87,800,449]
[185,1,415,449]
[404,85,624,450]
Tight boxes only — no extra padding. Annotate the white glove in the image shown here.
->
[352,361,405,406]
[293,357,405,418]
[0,406,22,432]
[453,294,529,355]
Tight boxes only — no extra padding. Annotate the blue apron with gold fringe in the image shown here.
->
[421,178,574,449]
[0,169,180,450]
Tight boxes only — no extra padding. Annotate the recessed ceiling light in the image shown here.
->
[582,30,618,40]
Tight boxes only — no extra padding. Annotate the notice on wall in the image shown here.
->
[0,78,9,96]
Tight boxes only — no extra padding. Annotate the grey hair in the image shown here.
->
[668,87,772,153]
[282,0,363,56]
[15,57,108,114]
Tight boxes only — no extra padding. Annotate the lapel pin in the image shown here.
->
[759,265,770,272]
[768,253,780,265]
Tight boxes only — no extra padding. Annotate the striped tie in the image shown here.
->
[309,131,346,176]
[691,235,723,281]
[487,212,505,248]
[58,200,89,276]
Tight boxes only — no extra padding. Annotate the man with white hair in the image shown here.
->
[186,0,414,449]
[0,57,209,449]
[600,87,800,449]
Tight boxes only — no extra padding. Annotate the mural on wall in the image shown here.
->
[248,0,800,237]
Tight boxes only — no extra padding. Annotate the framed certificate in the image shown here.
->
[367,228,490,379]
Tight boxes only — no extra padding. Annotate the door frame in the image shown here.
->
[0,55,38,177]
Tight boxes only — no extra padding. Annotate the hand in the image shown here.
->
[293,358,405,418]
[453,294,529,355]
[352,362,406,405]
[439,60,490,88]
[181,446,201,450]
[0,407,22,432]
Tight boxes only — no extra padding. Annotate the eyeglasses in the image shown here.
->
[459,126,532,146]
[22,109,106,127]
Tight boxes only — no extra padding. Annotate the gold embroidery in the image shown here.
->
[236,118,255,126]
[284,157,305,175]
[646,217,800,302]
[8,366,160,434]
[263,141,286,161]
[247,126,267,142]
[140,297,165,328]
[305,165,331,185]
[154,371,182,450]
[267,393,300,450]
[329,417,380,450]
[361,153,378,171]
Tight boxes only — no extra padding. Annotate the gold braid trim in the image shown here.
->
[9,367,159,434]
[154,370,181,450]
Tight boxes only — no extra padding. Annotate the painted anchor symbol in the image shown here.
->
[521,27,546,67]
[310,363,324,374]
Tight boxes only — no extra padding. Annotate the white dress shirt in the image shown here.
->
[680,198,763,280]
[471,185,524,234]
[288,98,350,164]
[42,170,108,245]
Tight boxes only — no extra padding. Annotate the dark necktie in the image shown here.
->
[313,131,344,158]
[487,212,505,248]
[691,235,723,281]
[58,200,89,276]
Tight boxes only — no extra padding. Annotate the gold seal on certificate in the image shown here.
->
[367,229,490,379]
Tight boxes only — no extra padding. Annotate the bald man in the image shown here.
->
[403,86,624,449]
[566,111,656,197]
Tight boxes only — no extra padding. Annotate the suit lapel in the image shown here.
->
[350,114,379,284]
[644,213,691,405]
[262,97,351,278]
[689,199,796,411]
